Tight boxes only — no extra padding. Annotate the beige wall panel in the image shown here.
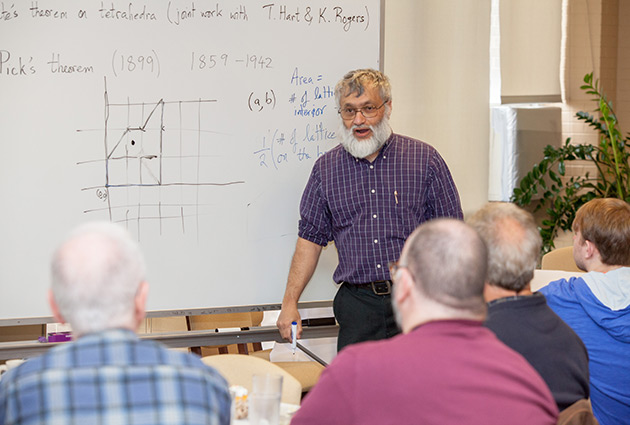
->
[384,0,491,215]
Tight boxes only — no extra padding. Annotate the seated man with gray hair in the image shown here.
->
[468,202,589,411]
[0,222,231,425]
[291,218,558,425]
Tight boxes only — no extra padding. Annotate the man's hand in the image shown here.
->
[277,304,302,342]
[276,237,322,342]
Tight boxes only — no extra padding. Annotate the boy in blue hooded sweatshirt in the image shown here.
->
[539,198,630,425]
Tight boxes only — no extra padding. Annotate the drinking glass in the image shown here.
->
[249,374,283,425]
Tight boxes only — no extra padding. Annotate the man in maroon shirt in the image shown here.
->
[291,219,558,425]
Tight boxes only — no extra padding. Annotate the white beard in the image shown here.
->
[338,116,393,159]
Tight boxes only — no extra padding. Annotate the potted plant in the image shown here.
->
[511,72,630,253]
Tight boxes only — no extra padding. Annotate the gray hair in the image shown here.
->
[51,221,146,336]
[335,69,392,106]
[401,219,488,314]
[467,202,541,291]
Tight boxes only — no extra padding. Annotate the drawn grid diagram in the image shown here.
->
[82,81,245,237]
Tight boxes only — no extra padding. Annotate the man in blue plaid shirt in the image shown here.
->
[0,222,231,425]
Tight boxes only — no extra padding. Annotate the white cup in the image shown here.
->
[6,359,25,369]
[0,358,25,378]
[249,374,283,425]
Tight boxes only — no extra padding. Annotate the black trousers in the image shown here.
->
[333,282,400,352]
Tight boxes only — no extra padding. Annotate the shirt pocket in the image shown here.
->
[327,186,366,231]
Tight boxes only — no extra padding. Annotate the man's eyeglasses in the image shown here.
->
[389,261,415,284]
[338,101,387,120]
[388,261,407,279]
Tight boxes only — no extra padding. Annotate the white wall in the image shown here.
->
[383,0,492,216]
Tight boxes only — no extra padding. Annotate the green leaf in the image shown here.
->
[520,178,530,192]
[533,167,541,179]
[549,170,561,184]
[558,161,566,176]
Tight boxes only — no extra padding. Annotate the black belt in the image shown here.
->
[346,280,392,295]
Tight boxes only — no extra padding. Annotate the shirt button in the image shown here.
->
[377,264,382,269]
[373,214,377,218]
[374,239,378,244]
[369,165,374,169]
[371,189,376,194]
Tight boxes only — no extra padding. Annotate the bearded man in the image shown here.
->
[277,69,463,351]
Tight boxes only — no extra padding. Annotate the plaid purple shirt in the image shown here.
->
[299,133,463,284]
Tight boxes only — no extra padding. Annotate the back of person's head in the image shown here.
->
[51,221,146,336]
[401,218,488,315]
[335,68,391,105]
[573,198,630,266]
[468,202,541,292]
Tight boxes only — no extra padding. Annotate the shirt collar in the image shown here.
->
[350,132,395,163]
[487,291,544,307]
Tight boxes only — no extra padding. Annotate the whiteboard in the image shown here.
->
[0,0,382,322]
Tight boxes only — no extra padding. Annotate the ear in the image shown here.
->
[393,268,413,306]
[48,289,66,324]
[584,239,600,261]
[133,281,149,328]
